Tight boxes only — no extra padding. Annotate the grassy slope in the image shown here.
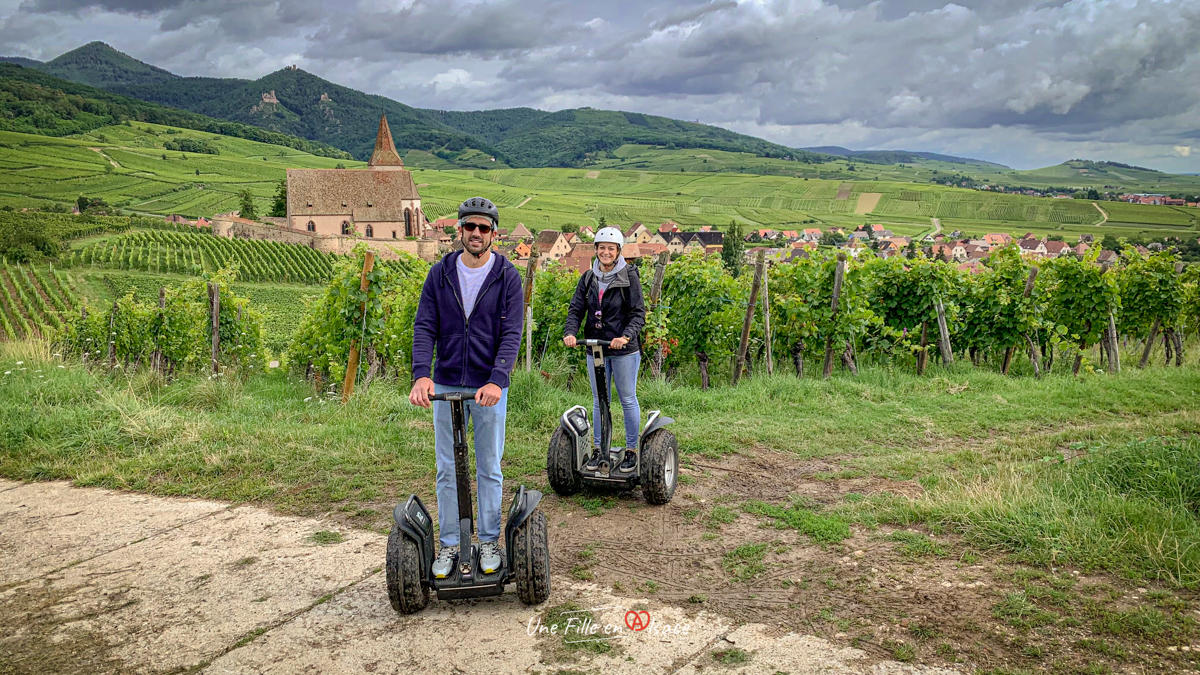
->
[2,125,1194,243]
[3,342,1200,581]
[0,124,360,215]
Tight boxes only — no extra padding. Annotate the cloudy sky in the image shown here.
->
[2,0,1198,171]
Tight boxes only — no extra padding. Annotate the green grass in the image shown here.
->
[722,543,768,582]
[5,125,1193,241]
[867,433,1200,587]
[5,340,1200,589]
[742,499,850,543]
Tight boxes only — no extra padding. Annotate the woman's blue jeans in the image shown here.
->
[586,350,642,450]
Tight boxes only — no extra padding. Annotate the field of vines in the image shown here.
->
[279,244,1200,392]
[65,230,339,284]
[28,239,1200,389]
[52,268,268,373]
[0,258,78,341]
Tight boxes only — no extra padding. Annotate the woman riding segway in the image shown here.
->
[562,227,646,474]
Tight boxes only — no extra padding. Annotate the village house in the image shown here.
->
[535,230,572,266]
[623,222,655,244]
[286,114,426,239]
[801,228,822,242]
[658,220,682,234]
[983,233,1012,246]
[1018,238,1047,257]
[1044,240,1071,258]
[511,223,533,240]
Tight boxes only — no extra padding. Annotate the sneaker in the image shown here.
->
[583,447,603,471]
[432,545,458,579]
[479,540,503,574]
[616,449,638,474]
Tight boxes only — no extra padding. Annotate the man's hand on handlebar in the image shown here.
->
[475,383,502,407]
[563,335,577,347]
[408,377,435,408]
[609,336,629,349]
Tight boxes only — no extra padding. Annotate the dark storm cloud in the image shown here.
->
[306,0,580,60]
[2,0,1197,169]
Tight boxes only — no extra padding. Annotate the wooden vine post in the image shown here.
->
[648,251,668,378]
[1138,318,1161,369]
[1172,261,1185,367]
[108,300,118,370]
[153,286,165,373]
[762,259,774,375]
[733,249,766,385]
[342,251,375,402]
[1023,267,1041,377]
[935,299,953,365]
[522,252,538,371]
[918,322,930,375]
[81,306,88,366]
[208,283,220,375]
[823,253,847,379]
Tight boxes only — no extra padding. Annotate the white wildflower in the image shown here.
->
[15,361,22,365]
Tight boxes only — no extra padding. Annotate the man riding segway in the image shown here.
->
[409,196,524,580]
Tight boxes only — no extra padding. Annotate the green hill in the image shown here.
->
[112,67,510,168]
[40,41,179,89]
[430,107,822,167]
[17,42,823,169]
[0,64,351,159]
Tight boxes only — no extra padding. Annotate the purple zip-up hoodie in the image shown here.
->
[411,250,524,389]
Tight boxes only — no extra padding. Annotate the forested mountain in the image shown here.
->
[7,42,825,168]
[0,64,352,158]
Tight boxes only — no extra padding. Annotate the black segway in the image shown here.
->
[387,389,551,614]
[547,339,679,504]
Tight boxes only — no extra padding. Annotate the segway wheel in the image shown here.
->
[386,523,429,614]
[513,508,551,605]
[546,427,583,496]
[641,429,679,505]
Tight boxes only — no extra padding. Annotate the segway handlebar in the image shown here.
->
[569,339,612,348]
[429,389,479,402]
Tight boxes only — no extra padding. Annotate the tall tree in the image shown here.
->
[238,189,258,221]
[269,180,287,218]
[721,220,744,277]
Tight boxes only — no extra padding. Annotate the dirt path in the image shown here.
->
[835,183,853,200]
[1092,202,1108,225]
[0,479,958,675]
[88,147,121,169]
[515,196,533,209]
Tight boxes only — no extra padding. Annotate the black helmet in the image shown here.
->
[458,196,498,225]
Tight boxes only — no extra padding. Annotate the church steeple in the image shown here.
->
[368,113,405,169]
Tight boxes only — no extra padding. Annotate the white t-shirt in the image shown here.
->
[456,253,494,318]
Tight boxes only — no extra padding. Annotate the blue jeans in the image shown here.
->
[586,351,642,449]
[433,384,507,547]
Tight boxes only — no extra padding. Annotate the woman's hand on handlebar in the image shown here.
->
[563,335,577,347]
[609,336,629,349]
[408,377,435,408]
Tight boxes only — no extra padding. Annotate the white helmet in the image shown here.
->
[594,227,624,248]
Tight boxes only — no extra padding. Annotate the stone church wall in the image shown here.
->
[212,217,438,262]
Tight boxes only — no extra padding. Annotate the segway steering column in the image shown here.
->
[429,389,478,580]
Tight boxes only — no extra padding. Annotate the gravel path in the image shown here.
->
[0,479,963,674]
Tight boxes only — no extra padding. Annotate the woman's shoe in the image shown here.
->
[616,449,638,474]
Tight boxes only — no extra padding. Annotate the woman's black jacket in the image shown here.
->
[562,263,646,357]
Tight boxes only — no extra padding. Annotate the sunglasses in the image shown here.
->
[461,221,493,234]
